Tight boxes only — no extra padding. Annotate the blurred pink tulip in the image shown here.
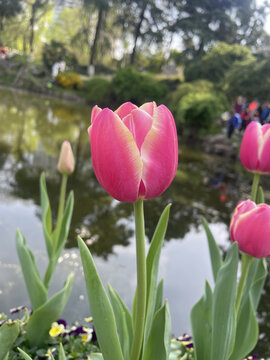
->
[57,141,75,175]
[240,122,270,173]
[89,102,178,202]
[230,200,270,258]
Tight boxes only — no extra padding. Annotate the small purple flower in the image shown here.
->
[56,319,67,328]
[69,325,87,336]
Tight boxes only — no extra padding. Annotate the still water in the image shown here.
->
[0,87,270,356]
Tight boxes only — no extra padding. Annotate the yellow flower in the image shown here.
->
[82,327,93,343]
[84,317,93,323]
[49,322,65,337]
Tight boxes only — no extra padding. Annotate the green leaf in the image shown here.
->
[229,294,258,360]
[40,172,53,258]
[55,191,74,257]
[44,192,74,289]
[108,284,133,360]
[257,186,264,204]
[210,243,239,360]
[17,348,33,360]
[89,354,104,360]
[26,273,74,347]
[250,258,267,311]
[0,322,20,360]
[202,217,223,282]
[58,343,66,360]
[16,230,47,310]
[144,204,171,347]
[78,237,124,360]
[191,281,213,360]
[142,300,171,360]
[154,279,164,313]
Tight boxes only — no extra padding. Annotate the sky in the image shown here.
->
[256,0,270,34]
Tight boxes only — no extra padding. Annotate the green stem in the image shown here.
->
[129,200,147,360]
[251,173,260,202]
[54,173,68,245]
[235,253,253,314]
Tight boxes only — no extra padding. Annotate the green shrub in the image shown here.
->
[84,77,113,105]
[55,71,82,90]
[176,91,228,130]
[42,41,78,70]
[112,67,168,105]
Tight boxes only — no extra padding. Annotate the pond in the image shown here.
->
[0,87,270,356]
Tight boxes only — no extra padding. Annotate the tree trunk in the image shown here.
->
[88,7,103,75]
[29,2,37,57]
[0,17,4,46]
[130,1,147,65]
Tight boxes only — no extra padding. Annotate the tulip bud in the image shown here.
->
[240,122,270,173]
[88,102,178,202]
[230,200,270,258]
[57,141,75,175]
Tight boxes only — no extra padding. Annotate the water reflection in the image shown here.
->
[1,87,270,356]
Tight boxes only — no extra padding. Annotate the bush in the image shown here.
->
[55,71,82,90]
[175,91,228,130]
[112,67,168,105]
[84,77,113,105]
[42,41,78,71]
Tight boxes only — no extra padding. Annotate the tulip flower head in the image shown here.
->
[240,122,270,173]
[89,102,178,202]
[57,141,75,175]
[230,200,270,258]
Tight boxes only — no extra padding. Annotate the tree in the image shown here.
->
[170,0,267,58]
[82,0,110,75]
[28,0,50,56]
[115,0,174,65]
[0,0,22,44]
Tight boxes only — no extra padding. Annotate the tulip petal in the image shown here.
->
[123,109,153,151]
[230,200,256,241]
[89,109,143,202]
[91,105,102,124]
[240,122,261,171]
[233,204,270,258]
[259,125,270,172]
[115,102,138,120]
[141,105,178,199]
[139,102,156,116]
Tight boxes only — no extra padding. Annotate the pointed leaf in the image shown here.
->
[142,300,171,360]
[16,230,47,310]
[17,348,33,360]
[55,191,74,257]
[229,294,258,360]
[58,343,67,360]
[78,237,124,360]
[250,258,267,311]
[26,273,74,347]
[210,243,239,360]
[191,281,213,360]
[154,279,164,313]
[108,284,133,360]
[202,217,223,282]
[40,172,53,258]
[0,322,20,360]
[144,204,171,346]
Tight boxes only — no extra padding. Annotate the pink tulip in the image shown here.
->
[230,200,270,258]
[57,141,75,175]
[89,102,178,202]
[240,122,270,173]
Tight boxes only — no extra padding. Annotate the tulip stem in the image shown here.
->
[235,253,253,314]
[55,173,68,246]
[130,200,147,360]
[251,173,260,202]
